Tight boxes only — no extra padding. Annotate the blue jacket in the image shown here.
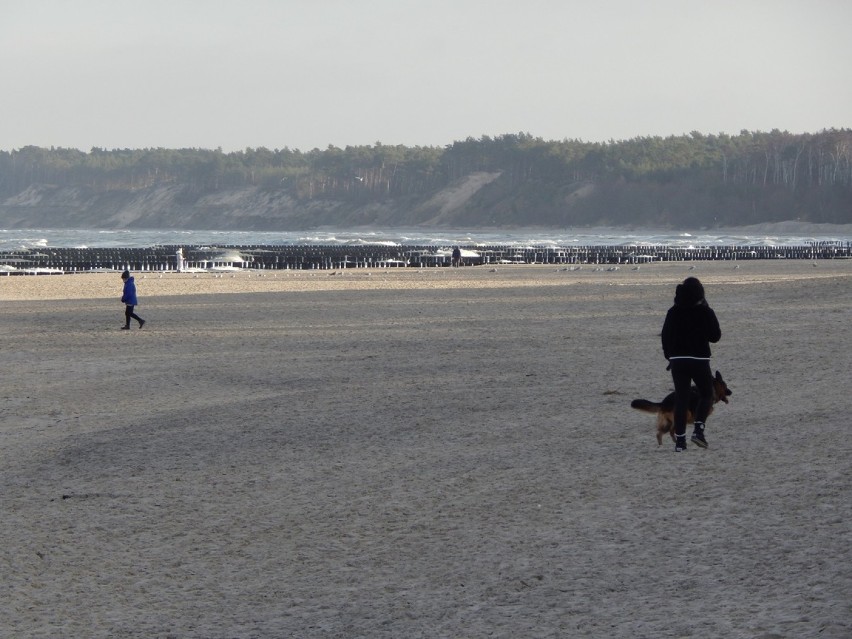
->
[121,277,138,306]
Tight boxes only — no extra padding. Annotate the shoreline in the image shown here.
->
[1,260,850,302]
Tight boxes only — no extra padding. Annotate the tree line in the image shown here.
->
[1,129,850,226]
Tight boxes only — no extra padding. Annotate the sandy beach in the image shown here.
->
[1,261,850,638]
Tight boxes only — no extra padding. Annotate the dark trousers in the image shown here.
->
[125,305,143,327]
[669,358,713,438]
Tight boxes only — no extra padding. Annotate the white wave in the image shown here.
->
[1,225,851,251]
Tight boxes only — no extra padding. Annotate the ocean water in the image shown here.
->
[1,226,851,251]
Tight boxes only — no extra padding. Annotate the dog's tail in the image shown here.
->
[630,399,662,414]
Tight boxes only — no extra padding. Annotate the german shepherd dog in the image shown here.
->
[631,370,732,445]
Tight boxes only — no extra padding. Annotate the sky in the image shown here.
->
[2,0,851,153]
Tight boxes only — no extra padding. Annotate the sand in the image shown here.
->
[1,261,850,638]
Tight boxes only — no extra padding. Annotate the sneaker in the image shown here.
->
[675,436,687,452]
[121,326,130,330]
[691,431,708,448]
[138,319,145,329]
[691,422,708,448]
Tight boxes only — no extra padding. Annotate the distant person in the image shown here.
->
[452,246,462,267]
[660,277,721,451]
[120,270,145,330]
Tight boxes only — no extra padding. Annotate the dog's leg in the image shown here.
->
[657,415,670,445]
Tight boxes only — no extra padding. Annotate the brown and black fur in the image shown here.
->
[631,370,732,445]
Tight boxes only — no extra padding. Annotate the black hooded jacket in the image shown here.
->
[661,280,721,360]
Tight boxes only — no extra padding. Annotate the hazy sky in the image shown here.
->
[2,0,850,152]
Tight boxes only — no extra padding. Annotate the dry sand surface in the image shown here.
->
[1,261,850,638]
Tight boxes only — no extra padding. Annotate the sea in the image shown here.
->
[2,225,851,251]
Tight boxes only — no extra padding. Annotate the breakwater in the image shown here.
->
[1,242,850,274]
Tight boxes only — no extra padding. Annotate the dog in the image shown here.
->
[631,370,732,445]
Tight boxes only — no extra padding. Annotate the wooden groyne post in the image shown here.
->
[1,242,849,273]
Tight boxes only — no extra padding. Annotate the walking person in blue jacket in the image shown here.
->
[661,277,721,451]
[120,270,145,330]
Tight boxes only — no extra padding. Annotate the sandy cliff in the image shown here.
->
[0,172,507,230]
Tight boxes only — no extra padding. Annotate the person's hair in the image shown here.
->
[674,277,706,305]
[682,276,704,296]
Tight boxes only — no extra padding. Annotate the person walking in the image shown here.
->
[661,276,721,451]
[120,270,145,330]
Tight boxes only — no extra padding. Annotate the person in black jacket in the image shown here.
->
[661,277,721,451]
